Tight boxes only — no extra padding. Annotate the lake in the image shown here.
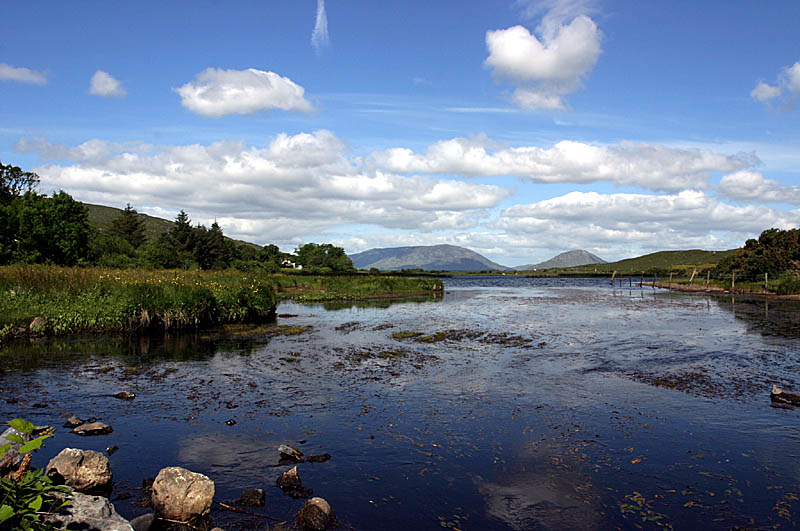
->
[2,276,800,530]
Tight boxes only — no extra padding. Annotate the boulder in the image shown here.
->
[297,497,335,531]
[113,390,136,400]
[151,466,215,521]
[46,448,112,493]
[73,421,113,436]
[45,487,133,531]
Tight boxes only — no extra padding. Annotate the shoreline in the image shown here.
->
[649,281,800,301]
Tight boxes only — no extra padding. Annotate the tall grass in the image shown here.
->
[0,266,276,336]
[271,273,443,301]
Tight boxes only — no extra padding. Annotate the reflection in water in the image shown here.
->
[1,277,800,529]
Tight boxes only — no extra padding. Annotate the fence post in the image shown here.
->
[732,271,736,292]
[765,272,768,292]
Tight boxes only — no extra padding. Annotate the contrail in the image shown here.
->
[311,0,330,55]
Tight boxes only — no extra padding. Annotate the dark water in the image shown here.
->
[3,277,800,530]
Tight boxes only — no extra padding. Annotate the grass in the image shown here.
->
[272,273,443,302]
[0,266,444,342]
[0,266,277,337]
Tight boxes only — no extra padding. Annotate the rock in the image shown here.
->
[771,384,800,406]
[306,453,332,463]
[277,466,313,498]
[113,390,136,400]
[29,316,46,334]
[151,466,215,521]
[73,421,113,436]
[64,415,85,428]
[45,487,133,531]
[225,418,237,426]
[297,497,335,531]
[130,512,155,531]
[278,443,303,461]
[0,426,32,475]
[107,445,119,455]
[46,448,112,493]
[277,466,302,490]
[237,488,265,507]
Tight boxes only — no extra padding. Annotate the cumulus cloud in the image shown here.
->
[0,63,47,85]
[371,136,757,192]
[174,68,313,117]
[311,0,331,55]
[719,170,800,205]
[495,190,799,256]
[89,70,126,98]
[23,131,511,245]
[751,60,800,108]
[485,2,601,110]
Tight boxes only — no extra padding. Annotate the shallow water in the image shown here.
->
[2,277,800,529]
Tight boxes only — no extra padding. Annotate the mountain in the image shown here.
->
[349,244,510,272]
[514,250,607,271]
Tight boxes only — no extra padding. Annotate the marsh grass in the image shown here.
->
[272,274,443,301]
[0,266,276,336]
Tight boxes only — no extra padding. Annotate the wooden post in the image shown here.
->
[689,269,697,283]
[669,271,674,286]
[640,273,643,287]
[611,271,616,285]
[706,270,710,287]
[732,271,735,292]
[629,276,632,287]
[765,272,769,292]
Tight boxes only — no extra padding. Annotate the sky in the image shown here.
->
[1,0,799,266]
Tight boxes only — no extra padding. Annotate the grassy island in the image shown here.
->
[0,266,443,342]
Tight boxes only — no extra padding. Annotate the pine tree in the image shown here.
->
[110,203,146,249]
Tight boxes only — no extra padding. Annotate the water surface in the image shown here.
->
[2,277,800,529]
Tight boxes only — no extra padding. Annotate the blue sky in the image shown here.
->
[2,0,799,266]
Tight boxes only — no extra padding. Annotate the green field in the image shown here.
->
[545,249,738,276]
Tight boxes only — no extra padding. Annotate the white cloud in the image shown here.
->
[489,190,799,262]
[311,0,331,55]
[0,63,47,85]
[89,70,126,98]
[371,136,757,192]
[484,5,601,110]
[750,81,780,102]
[719,170,800,205]
[24,131,511,245]
[174,68,313,118]
[751,60,800,108]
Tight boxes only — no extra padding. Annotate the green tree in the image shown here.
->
[0,162,39,204]
[12,191,91,266]
[295,242,354,272]
[194,222,231,270]
[169,210,193,252]
[110,203,146,249]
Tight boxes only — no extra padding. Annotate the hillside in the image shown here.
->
[562,249,737,275]
[83,202,259,249]
[515,250,606,271]
[349,244,510,272]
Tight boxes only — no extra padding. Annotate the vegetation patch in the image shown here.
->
[392,331,425,339]
[393,328,534,347]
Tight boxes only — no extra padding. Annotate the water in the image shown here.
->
[2,277,800,529]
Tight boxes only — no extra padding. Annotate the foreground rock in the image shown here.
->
[45,487,133,531]
[73,421,113,436]
[46,448,112,493]
[151,466,215,521]
[297,497,335,531]
[278,443,303,461]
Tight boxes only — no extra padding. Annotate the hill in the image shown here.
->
[83,202,259,249]
[562,249,737,275]
[515,250,606,271]
[349,245,510,272]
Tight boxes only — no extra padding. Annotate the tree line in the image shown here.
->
[0,162,354,272]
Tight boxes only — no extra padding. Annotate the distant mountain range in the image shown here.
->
[349,244,510,272]
[513,250,607,271]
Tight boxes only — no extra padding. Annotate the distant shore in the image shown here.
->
[649,280,800,301]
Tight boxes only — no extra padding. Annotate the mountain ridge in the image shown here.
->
[349,244,510,272]
[514,250,607,271]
